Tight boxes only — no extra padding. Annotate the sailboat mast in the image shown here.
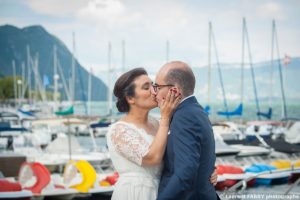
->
[71,32,76,104]
[33,53,47,102]
[21,62,25,101]
[270,20,275,109]
[273,20,287,119]
[26,45,31,102]
[207,22,211,107]
[241,18,245,106]
[34,53,38,102]
[211,22,230,120]
[239,18,246,121]
[53,45,59,111]
[57,58,71,101]
[107,41,113,116]
[244,18,261,120]
[122,40,126,72]
[12,60,17,106]
[88,68,92,115]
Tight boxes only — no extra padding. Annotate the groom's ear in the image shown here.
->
[170,86,179,93]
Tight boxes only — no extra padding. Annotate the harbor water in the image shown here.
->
[74,101,300,121]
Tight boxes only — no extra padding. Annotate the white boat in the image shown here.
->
[0,190,33,199]
[231,144,272,157]
[13,133,111,171]
[215,140,241,157]
[213,121,245,141]
[214,132,241,157]
[245,120,285,138]
[285,121,300,144]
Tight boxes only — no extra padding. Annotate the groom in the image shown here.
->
[153,61,219,200]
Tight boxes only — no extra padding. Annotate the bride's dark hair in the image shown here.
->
[113,68,148,112]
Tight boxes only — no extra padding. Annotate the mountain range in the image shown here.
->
[191,57,300,105]
[0,24,299,105]
[97,56,300,105]
[0,24,107,101]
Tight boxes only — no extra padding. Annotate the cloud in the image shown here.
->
[77,0,124,22]
[26,0,84,17]
[76,0,141,29]
[256,2,286,20]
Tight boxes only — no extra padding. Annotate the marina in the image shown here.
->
[1,1,300,199]
[1,102,300,199]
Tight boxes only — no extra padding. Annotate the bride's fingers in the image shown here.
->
[165,89,172,103]
[162,89,180,108]
[168,90,175,103]
[170,93,181,108]
[161,93,171,108]
[174,93,181,105]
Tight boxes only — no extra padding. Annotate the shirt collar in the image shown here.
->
[180,94,194,104]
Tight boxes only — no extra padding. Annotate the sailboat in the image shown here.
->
[107,41,113,119]
[215,20,245,118]
[52,45,72,111]
[208,22,242,120]
[269,19,288,120]
[241,18,272,120]
[87,68,93,116]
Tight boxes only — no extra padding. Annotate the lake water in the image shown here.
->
[74,101,300,122]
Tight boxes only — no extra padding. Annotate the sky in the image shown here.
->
[0,0,300,79]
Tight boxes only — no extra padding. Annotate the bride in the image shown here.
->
[107,68,217,200]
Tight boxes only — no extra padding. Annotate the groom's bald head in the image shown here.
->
[158,61,195,97]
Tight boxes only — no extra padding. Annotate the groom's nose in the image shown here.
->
[150,85,157,95]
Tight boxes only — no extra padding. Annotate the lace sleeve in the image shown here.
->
[110,123,150,165]
[148,116,159,136]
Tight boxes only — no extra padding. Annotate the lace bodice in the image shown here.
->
[110,122,150,165]
[107,119,162,178]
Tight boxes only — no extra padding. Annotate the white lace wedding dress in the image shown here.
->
[107,120,162,200]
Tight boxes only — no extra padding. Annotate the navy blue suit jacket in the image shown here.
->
[157,96,217,200]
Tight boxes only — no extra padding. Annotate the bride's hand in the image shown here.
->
[159,88,181,124]
[210,168,218,186]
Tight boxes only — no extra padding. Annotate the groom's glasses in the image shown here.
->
[152,83,174,92]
